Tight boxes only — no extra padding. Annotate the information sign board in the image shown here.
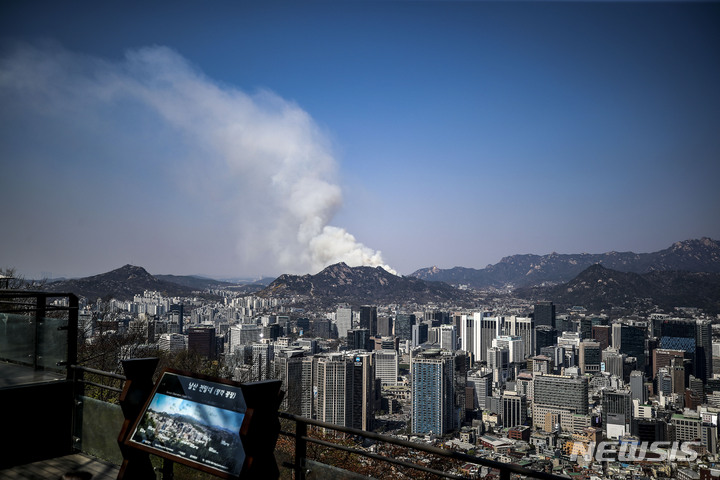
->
[126,370,248,478]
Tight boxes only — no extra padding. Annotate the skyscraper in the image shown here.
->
[437,325,457,351]
[602,390,632,439]
[630,370,647,404]
[251,343,274,381]
[534,374,588,415]
[349,353,376,431]
[275,349,305,414]
[592,325,611,351]
[503,316,535,360]
[493,335,524,364]
[187,325,216,359]
[487,346,509,385]
[374,350,399,386]
[535,325,557,355]
[502,392,527,428]
[612,322,647,371]
[602,348,626,378]
[316,355,350,427]
[467,372,492,410]
[360,306,378,337]
[377,316,393,337]
[477,314,501,363]
[534,301,555,329]
[578,340,601,375]
[412,323,428,347]
[659,318,711,383]
[336,305,353,338]
[394,313,415,341]
[347,328,370,351]
[411,349,455,435]
[228,323,261,354]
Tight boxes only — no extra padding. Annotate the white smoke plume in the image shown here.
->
[0,43,395,276]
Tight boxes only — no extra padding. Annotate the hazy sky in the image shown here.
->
[1,1,719,280]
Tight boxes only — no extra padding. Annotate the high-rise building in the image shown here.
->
[262,323,280,342]
[377,316,393,337]
[630,370,647,404]
[314,353,376,431]
[493,335,524,364]
[374,349,399,386]
[659,318,711,383]
[336,305,353,338]
[535,325,557,356]
[394,313,415,341]
[411,349,455,435]
[467,372,492,410]
[534,374,588,415]
[437,325,457,351]
[592,325,611,351]
[459,314,474,358]
[502,392,527,428]
[316,355,351,427]
[251,343,274,381]
[228,323,261,354]
[534,301,555,329]
[301,357,315,419]
[577,317,593,340]
[275,350,305,414]
[349,353,377,431]
[657,367,672,396]
[158,332,186,353]
[602,390,632,439]
[412,323,428,347]
[478,315,501,363]
[347,328,370,351]
[602,348,626,378]
[487,346,509,385]
[612,322,647,371]
[653,348,685,379]
[188,325,217,359]
[169,303,184,333]
[360,306,378,337]
[578,340,601,375]
[671,357,686,395]
[503,316,534,360]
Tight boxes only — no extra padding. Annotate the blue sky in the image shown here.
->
[1,1,719,279]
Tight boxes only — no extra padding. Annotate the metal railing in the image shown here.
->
[278,412,566,480]
[67,364,567,480]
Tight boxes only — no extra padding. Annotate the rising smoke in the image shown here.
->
[0,43,395,276]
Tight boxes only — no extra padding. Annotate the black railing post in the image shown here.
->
[66,294,78,380]
[500,467,511,480]
[71,366,86,452]
[295,418,307,480]
[34,293,46,370]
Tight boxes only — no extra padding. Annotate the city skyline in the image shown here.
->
[1,1,719,280]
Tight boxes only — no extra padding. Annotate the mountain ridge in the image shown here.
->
[515,263,720,314]
[45,264,200,301]
[257,262,475,307]
[410,238,720,289]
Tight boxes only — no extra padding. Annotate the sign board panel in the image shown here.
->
[126,370,248,478]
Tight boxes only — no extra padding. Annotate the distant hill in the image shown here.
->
[155,274,237,290]
[45,265,198,301]
[258,262,474,307]
[515,263,720,314]
[411,238,720,289]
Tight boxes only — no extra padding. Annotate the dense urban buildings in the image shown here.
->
[60,276,720,480]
